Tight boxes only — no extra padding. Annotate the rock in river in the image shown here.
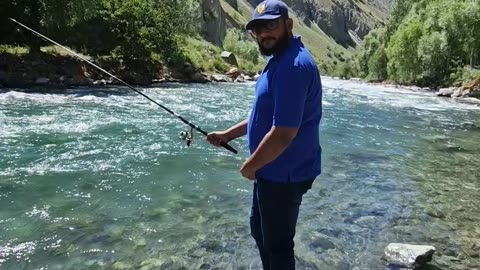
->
[383,243,436,269]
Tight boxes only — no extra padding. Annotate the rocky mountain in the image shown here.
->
[201,0,392,68]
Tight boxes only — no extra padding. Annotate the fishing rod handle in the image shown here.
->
[221,142,238,154]
[195,126,238,154]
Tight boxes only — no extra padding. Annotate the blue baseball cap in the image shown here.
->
[246,0,289,30]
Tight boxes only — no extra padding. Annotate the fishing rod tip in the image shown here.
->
[9,18,17,23]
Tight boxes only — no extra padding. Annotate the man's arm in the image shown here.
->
[224,119,248,141]
[241,126,297,178]
[206,119,248,147]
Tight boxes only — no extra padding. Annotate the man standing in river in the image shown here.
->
[206,0,322,269]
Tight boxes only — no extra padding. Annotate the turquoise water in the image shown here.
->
[1,78,479,269]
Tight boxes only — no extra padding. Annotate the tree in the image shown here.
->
[417,31,448,85]
[358,29,385,78]
[387,19,423,83]
[0,0,43,52]
[368,45,388,81]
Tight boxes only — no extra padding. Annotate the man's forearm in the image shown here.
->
[225,119,248,140]
[244,126,297,171]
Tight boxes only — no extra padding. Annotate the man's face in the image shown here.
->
[250,18,290,56]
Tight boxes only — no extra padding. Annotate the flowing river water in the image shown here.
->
[1,78,479,269]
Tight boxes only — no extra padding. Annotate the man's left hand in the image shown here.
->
[240,160,257,181]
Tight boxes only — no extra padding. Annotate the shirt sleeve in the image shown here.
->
[272,65,310,128]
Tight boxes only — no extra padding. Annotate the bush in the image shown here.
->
[223,28,260,64]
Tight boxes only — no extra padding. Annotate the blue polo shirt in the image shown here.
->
[247,36,322,183]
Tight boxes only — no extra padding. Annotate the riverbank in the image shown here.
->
[0,52,258,89]
[355,78,480,104]
[2,52,479,107]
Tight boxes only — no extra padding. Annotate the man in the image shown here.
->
[206,0,322,269]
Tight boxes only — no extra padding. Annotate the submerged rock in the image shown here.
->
[112,261,132,270]
[383,243,436,269]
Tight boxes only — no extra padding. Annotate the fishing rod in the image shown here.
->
[9,18,238,154]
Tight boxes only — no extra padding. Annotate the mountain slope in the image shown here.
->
[201,0,392,72]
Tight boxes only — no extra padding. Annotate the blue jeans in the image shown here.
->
[250,178,314,270]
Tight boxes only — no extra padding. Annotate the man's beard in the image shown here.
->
[257,29,290,56]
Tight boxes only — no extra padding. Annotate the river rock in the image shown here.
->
[436,87,456,97]
[191,72,208,83]
[69,75,94,86]
[253,74,260,81]
[211,74,232,82]
[464,86,480,98]
[234,74,245,83]
[34,77,50,84]
[113,261,132,270]
[183,62,195,74]
[0,71,6,81]
[383,243,436,269]
[139,258,164,270]
[94,79,108,86]
[309,233,336,252]
[452,88,464,98]
[226,67,241,79]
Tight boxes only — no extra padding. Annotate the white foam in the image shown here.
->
[322,77,480,112]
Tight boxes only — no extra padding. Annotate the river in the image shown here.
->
[1,78,479,269]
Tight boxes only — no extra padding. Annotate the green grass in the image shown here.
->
[41,45,92,59]
[237,0,254,21]
[352,0,387,23]
[220,0,249,27]
[180,36,265,75]
[450,66,480,86]
[179,37,229,73]
[0,44,92,60]
[0,45,29,55]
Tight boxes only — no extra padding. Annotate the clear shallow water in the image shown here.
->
[1,78,479,269]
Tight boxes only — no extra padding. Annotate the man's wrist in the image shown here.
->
[221,130,232,141]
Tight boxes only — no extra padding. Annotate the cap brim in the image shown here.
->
[245,14,282,30]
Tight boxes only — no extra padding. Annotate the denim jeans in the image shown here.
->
[250,178,314,270]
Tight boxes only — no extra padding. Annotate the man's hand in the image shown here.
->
[206,119,248,147]
[240,160,257,181]
[206,131,231,147]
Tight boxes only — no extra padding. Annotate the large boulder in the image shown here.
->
[220,51,238,67]
[191,72,209,83]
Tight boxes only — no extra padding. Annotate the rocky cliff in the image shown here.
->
[201,0,391,52]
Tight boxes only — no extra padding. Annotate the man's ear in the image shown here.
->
[287,18,293,31]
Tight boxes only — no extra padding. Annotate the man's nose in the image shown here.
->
[255,27,271,39]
